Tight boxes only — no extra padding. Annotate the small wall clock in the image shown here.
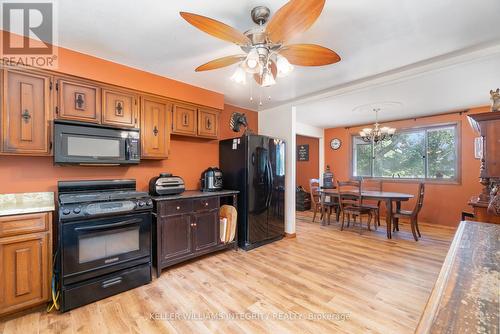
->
[330,138,342,150]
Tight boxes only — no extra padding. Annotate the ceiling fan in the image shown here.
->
[180,0,341,88]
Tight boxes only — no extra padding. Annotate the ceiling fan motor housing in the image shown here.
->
[251,6,271,25]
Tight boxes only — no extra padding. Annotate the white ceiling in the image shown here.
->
[48,1,500,126]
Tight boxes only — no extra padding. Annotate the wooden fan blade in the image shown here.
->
[279,44,341,66]
[180,12,250,45]
[195,55,246,72]
[266,0,325,43]
[254,60,277,85]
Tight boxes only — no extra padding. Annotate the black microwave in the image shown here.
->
[54,120,140,165]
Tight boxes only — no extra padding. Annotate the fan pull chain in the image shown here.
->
[249,78,253,103]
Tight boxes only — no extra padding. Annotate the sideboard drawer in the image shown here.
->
[0,212,49,238]
[159,199,194,216]
[194,197,219,212]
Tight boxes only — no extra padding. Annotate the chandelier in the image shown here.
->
[359,108,396,143]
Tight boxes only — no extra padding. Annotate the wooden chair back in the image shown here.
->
[337,180,362,208]
[413,183,425,216]
[309,178,321,205]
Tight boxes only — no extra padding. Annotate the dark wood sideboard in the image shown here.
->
[152,190,238,277]
[467,111,500,223]
[416,221,499,333]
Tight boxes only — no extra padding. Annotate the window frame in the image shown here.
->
[350,122,461,184]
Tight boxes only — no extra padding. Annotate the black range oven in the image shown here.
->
[57,179,152,312]
[61,212,151,284]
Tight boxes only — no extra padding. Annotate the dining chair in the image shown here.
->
[361,178,382,227]
[309,178,325,222]
[392,183,425,241]
[337,180,374,233]
[309,178,338,223]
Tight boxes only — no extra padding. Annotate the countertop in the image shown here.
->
[0,192,55,217]
[152,190,239,201]
[416,221,499,333]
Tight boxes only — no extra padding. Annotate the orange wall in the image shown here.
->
[324,107,487,227]
[296,135,319,190]
[0,31,258,193]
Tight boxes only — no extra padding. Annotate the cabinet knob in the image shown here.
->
[21,109,31,122]
[176,206,180,210]
[153,126,159,136]
[205,202,208,206]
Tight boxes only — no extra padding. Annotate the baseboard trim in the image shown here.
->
[285,232,296,238]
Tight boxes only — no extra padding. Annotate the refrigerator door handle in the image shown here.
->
[266,159,273,208]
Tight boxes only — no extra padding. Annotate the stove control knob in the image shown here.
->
[73,207,81,214]
[62,209,71,215]
[138,201,145,207]
[146,200,153,206]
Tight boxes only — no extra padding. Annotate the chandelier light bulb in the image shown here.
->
[230,66,246,85]
[276,54,294,78]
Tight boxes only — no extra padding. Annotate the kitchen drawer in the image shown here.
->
[62,263,151,312]
[0,212,50,238]
[194,197,219,212]
[159,199,194,216]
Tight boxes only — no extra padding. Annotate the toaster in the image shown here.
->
[149,173,185,196]
[200,167,223,192]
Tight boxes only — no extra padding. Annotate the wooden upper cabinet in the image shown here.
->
[140,96,171,159]
[172,103,197,136]
[1,69,52,155]
[197,108,219,139]
[102,88,138,128]
[57,78,100,123]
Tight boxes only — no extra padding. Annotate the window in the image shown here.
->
[352,124,458,181]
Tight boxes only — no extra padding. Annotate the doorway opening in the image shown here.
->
[296,135,320,219]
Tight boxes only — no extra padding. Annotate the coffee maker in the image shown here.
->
[200,167,223,192]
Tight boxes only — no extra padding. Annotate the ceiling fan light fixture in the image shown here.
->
[241,48,261,73]
[261,69,276,87]
[230,66,247,85]
[276,54,294,77]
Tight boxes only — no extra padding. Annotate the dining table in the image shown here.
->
[319,189,414,239]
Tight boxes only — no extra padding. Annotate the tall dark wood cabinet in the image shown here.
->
[152,191,238,277]
[468,111,500,223]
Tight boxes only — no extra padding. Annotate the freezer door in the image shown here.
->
[267,138,286,239]
[247,135,271,244]
[219,137,248,245]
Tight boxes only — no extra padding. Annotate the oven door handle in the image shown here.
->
[74,218,142,232]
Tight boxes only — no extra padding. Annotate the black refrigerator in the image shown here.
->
[220,134,286,250]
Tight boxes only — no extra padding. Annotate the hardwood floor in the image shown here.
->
[0,211,455,334]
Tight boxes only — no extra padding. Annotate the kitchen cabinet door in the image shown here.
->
[102,88,138,128]
[159,215,192,262]
[193,209,219,252]
[57,78,100,123]
[0,232,50,316]
[197,108,219,139]
[140,96,171,159]
[172,103,197,136]
[1,69,52,155]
